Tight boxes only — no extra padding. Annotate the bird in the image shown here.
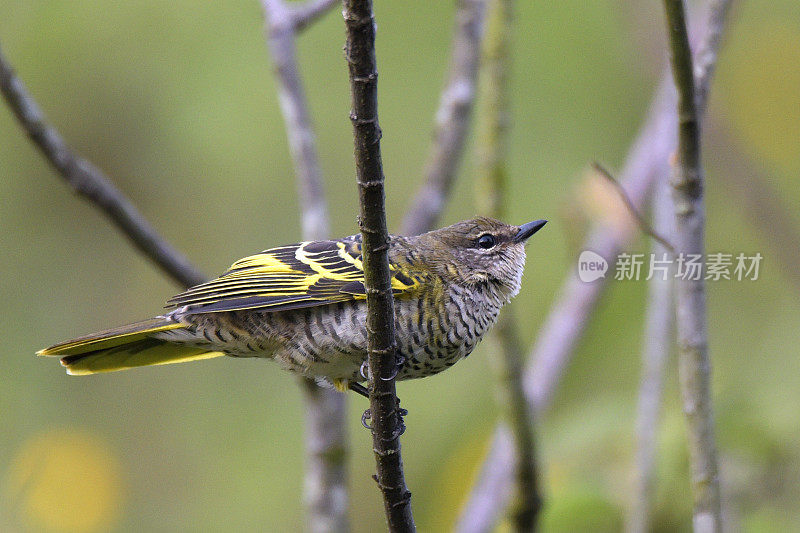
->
[38,217,547,396]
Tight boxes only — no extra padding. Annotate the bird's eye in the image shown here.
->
[477,234,496,249]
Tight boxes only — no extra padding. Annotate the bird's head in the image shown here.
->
[412,217,547,300]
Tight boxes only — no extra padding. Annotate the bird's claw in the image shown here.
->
[360,399,407,437]
[393,397,407,437]
[379,354,406,381]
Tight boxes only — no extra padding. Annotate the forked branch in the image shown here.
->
[260,1,348,531]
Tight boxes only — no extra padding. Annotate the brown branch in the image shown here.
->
[661,1,730,530]
[0,44,206,288]
[399,0,486,236]
[472,0,541,530]
[260,2,348,531]
[342,1,415,531]
[591,161,676,253]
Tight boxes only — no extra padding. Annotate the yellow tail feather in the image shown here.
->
[37,317,224,375]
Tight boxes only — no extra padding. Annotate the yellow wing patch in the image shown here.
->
[166,237,421,314]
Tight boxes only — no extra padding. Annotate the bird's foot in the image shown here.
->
[354,392,407,438]
[394,396,408,438]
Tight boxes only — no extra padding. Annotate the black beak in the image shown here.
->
[513,219,547,243]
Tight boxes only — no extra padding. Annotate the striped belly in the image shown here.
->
[394,286,500,380]
[159,285,501,384]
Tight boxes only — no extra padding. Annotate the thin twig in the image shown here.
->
[591,161,676,253]
[260,1,348,531]
[291,0,340,32]
[399,0,486,236]
[662,1,730,530]
[0,45,206,288]
[342,1,415,531]
[628,176,675,533]
[471,0,541,530]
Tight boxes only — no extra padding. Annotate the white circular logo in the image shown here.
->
[577,250,608,282]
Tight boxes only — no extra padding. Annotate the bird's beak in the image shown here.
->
[513,219,547,243]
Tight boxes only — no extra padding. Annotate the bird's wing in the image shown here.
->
[165,237,420,314]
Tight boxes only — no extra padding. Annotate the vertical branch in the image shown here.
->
[661,1,728,530]
[486,315,542,531]
[473,0,541,530]
[300,379,349,533]
[0,45,206,288]
[400,0,486,236]
[459,2,732,527]
[459,72,677,533]
[628,177,675,533]
[260,2,348,532]
[342,1,415,531]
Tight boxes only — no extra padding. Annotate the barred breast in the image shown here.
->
[157,281,506,385]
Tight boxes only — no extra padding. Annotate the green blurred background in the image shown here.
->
[1,1,798,531]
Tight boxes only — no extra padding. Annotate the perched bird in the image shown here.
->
[38,217,546,394]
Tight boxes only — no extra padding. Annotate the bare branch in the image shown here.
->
[300,379,349,533]
[0,45,206,288]
[471,0,541,530]
[458,71,678,533]
[262,0,332,240]
[457,1,734,528]
[591,161,675,253]
[661,1,732,530]
[693,0,734,113]
[628,177,675,533]
[343,1,415,530]
[260,2,348,531]
[399,0,486,236]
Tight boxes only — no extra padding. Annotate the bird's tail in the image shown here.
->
[37,317,224,375]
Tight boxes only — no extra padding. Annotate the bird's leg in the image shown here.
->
[348,382,369,398]
[353,362,373,428]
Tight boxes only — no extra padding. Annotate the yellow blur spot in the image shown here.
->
[721,23,800,173]
[424,429,492,531]
[4,429,122,533]
[576,166,638,236]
